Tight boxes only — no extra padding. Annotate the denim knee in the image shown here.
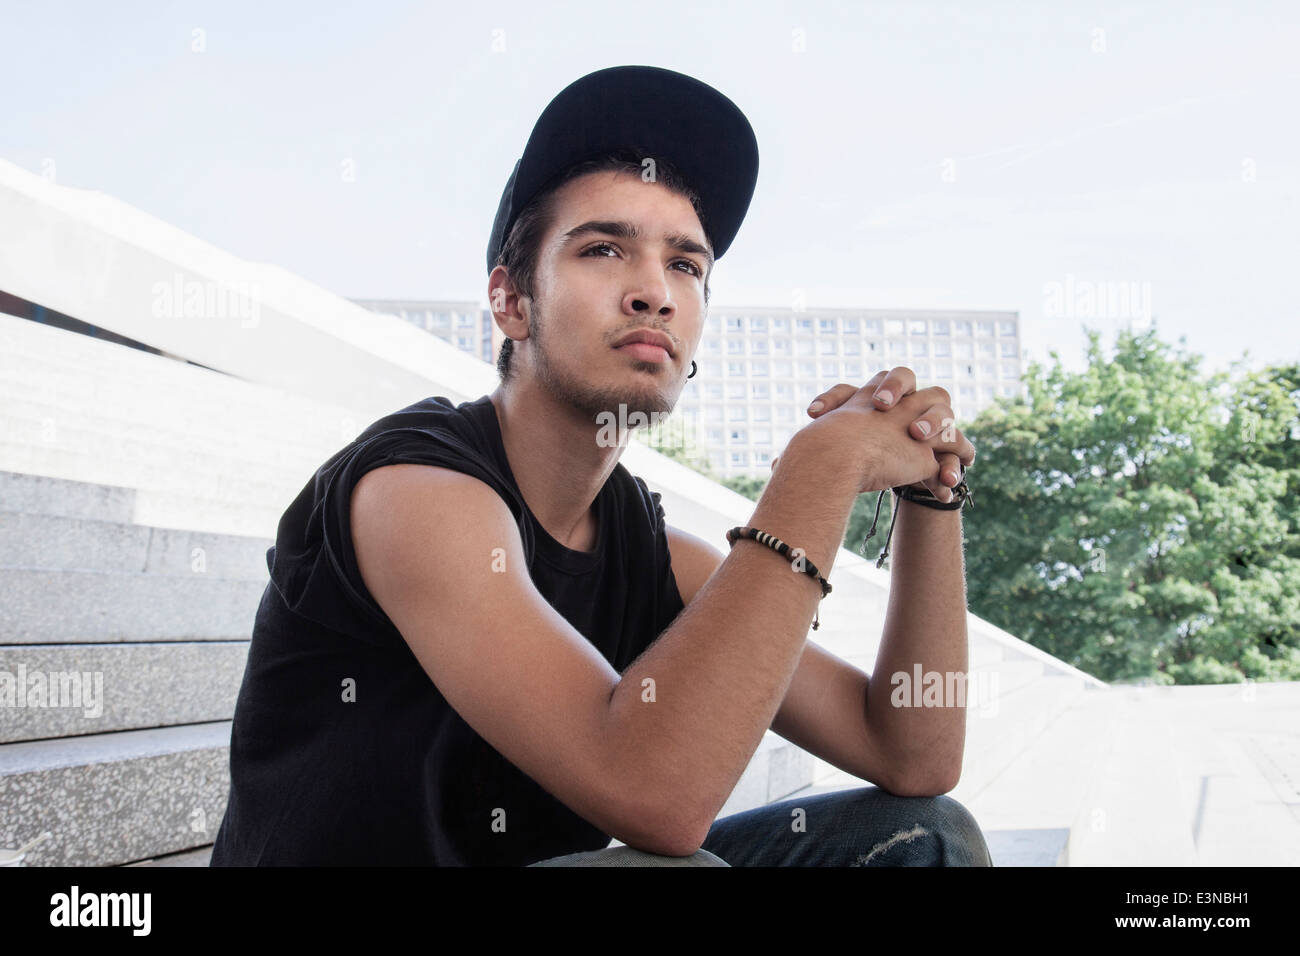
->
[857,792,992,867]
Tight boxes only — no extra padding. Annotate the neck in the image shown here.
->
[488,381,627,552]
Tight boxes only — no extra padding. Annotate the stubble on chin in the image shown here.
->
[543,357,674,425]
[530,310,676,425]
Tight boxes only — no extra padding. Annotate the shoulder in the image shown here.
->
[665,524,726,607]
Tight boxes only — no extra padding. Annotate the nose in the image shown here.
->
[621,268,674,319]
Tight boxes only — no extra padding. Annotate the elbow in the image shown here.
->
[611,795,707,858]
[888,761,962,797]
[599,712,714,857]
[608,770,712,858]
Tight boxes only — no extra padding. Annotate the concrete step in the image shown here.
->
[1144,682,1300,866]
[0,446,293,536]
[1066,689,1202,865]
[952,685,1120,865]
[122,489,285,539]
[0,511,271,580]
[0,392,339,465]
[0,641,247,743]
[982,827,1070,866]
[0,313,357,409]
[956,674,1091,799]
[0,721,231,866]
[0,337,365,451]
[0,568,265,643]
[0,437,300,503]
[0,418,302,491]
[0,469,136,523]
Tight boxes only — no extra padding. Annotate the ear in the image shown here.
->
[488,267,530,341]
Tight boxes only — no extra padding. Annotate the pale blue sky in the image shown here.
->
[3,0,1297,378]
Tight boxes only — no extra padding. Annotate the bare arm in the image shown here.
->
[667,525,913,796]
[351,431,860,856]
[868,499,968,793]
[606,428,861,848]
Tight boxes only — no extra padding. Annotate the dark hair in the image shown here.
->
[493,147,713,384]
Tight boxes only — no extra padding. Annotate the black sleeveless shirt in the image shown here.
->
[210,394,686,866]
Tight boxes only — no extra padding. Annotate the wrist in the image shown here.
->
[751,438,854,575]
[781,428,863,499]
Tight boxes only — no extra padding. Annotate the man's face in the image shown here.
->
[522,168,711,424]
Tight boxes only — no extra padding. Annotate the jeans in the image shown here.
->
[527,786,993,866]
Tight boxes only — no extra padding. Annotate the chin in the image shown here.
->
[605,380,675,421]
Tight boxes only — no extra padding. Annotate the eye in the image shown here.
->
[581,242,703,278]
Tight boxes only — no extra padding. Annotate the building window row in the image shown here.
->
[710,316,1017,337]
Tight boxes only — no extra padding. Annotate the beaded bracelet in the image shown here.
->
[862,463,974,568]
[726,526,832,630]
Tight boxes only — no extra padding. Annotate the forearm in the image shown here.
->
[606,432,858,843]
[867,497,969,793]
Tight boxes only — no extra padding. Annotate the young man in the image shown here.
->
[210,65,987,867]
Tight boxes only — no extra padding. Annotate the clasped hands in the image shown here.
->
[773,367,977,503]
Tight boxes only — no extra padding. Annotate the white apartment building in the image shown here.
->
[682,306,1024,477]
[353,299,1023,480]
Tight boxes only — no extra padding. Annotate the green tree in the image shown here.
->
[956,323,1300,684]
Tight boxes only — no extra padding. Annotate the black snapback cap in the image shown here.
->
[486,65,759,275]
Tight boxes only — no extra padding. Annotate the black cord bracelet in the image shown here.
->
[861,464,974,568]
[725,526,832,630]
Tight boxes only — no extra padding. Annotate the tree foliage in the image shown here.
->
[960,325,1300,684]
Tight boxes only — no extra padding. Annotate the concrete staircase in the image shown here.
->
[0,468,263,866]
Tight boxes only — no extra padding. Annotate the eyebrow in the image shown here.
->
[558,219,715,269]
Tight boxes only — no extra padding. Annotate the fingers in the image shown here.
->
[908,404,976,476]
[937,452,963,488]
[871,366,916,409]
[908,404,958,443]
[840,367,931,413]
[809,367,921,417]
[806,382,866,416]
[912,455,961,502]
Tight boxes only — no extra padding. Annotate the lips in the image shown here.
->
[616,342,671,363]
[613,329,675,357]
